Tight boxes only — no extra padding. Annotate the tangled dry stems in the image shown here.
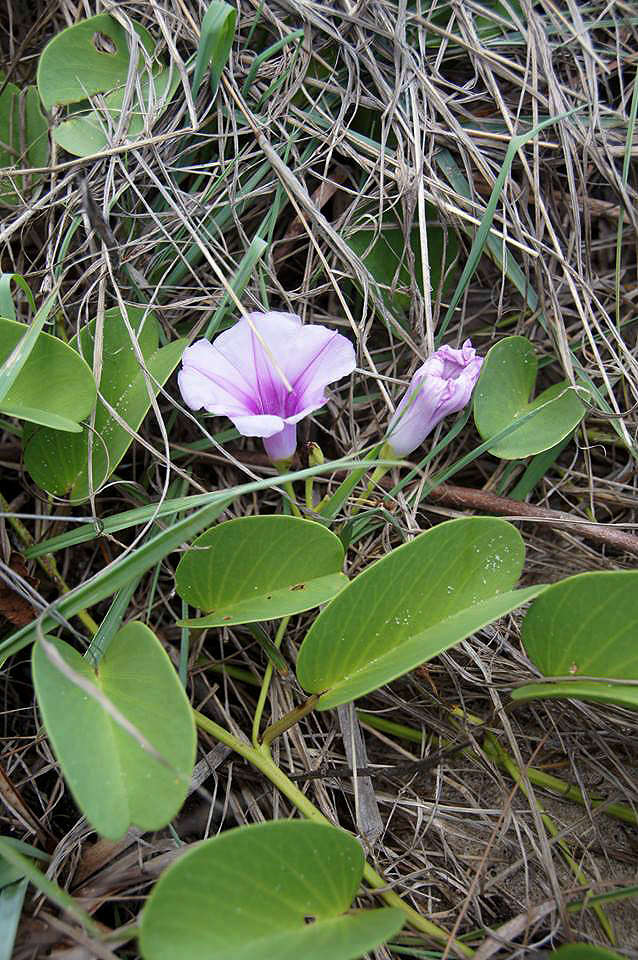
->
[1,0,638,956]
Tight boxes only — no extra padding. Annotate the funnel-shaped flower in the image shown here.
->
[178,311,356,462]
[387,340,483,457]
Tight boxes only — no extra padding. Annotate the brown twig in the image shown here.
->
[426,484,638,557]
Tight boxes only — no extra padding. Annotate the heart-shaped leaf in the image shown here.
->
[512,571,638,710]
[37,13,178,157]
[139,820,404,960]
[32,622,196,839]
[24,306,185,499]
[176,516,348,627]
[0,75,48,206]
[297,517,546,710]
[0,318,96,431]
[473,336,585,459]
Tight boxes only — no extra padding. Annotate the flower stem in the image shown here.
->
[192,708,473,956]
[350,463,390,516]
[282,479,303,518]
[305,475,315,510]
[252,616,289,748]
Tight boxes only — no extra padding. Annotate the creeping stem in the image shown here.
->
[193,708,473,957]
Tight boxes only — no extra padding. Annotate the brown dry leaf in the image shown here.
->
[0,554,38,627]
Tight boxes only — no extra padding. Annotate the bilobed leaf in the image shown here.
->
[176,516,347,627]
[297,517,546,709]
[512,571,638,710]
[191,1,237,97]
[32,623,196,839]
[36,13,178,157]
[24,306,185,499]
[139,820,404,960]
[473,336,585,459]
[0,77,48,207]
[0,317,96,431]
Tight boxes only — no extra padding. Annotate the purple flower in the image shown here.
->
[178,311,356,462]
[387,339,483,457]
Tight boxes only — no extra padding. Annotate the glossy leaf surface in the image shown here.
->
[176,516,347,627]
[32,623,196,839]
[139,820,403,960]
[473,336,585,459]
[298,517,545,709]
[512,571,638,710]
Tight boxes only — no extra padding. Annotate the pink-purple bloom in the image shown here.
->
[178,311,356,462]
[387,339,483,457]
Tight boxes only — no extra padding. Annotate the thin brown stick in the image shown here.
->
[427,484,638,556]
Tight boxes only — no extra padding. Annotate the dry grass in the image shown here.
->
[1,0,638,957]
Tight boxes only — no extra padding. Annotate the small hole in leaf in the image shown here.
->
[304,916,316,924]
[266,595,272,600]
[290,583,306,591]
[93,32,117,54]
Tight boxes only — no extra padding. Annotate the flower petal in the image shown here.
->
[179,340,258,415]
[387,372,448,457]
[229,413,286,438]
[386,340,483,457]
[264,423,297,462]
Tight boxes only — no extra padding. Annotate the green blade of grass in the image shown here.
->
[0,499,233,662]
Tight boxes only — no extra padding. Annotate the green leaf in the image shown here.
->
[297,517,546,710]
[32,623,196,839]
[0,273,36,321]
[473,336,585,459]
[24,306,185,499]
[176,516,348,627]
[551,946,627,960]
[0,288,59,404]
[346,208,457,312]
[36,13,178,157]
[0,838,48,890]
[0,77,48,207]
[0,317,96,431]
[0,878,28,960]
[139,820,404,960]
[191,1,237,97]
[512,571,638,710]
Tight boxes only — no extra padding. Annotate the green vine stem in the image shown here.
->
[282,478,302,518]
[357,711,638,828]
[252,615,290,748]
[193,708,474,958]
